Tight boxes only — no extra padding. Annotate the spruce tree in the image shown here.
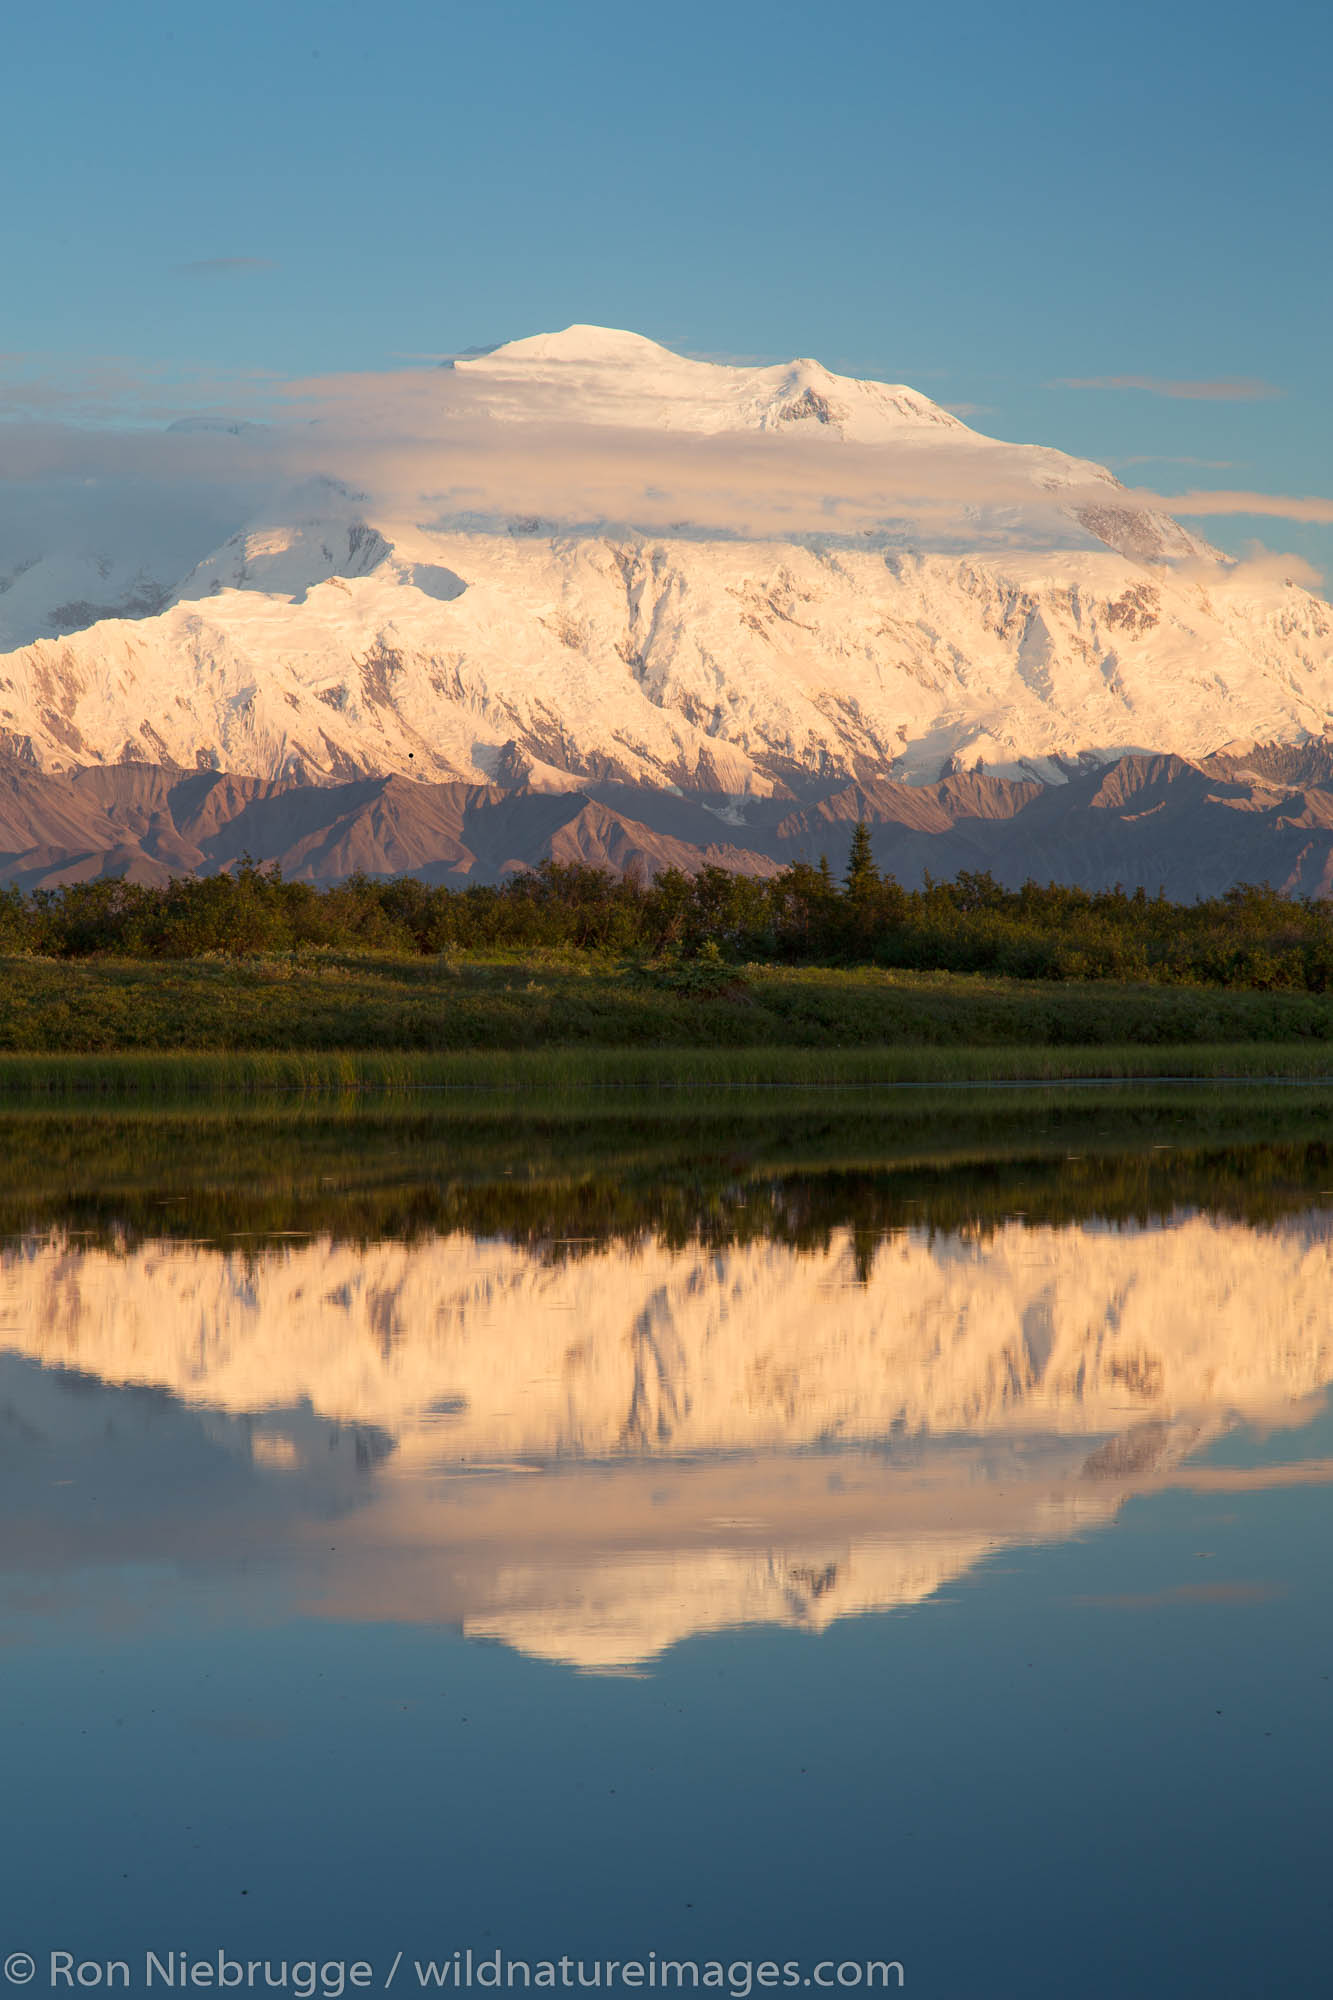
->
[844,820,879,901]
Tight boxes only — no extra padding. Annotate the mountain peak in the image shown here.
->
[2,321,1322,812]
[469,324,680,367]
[449,322,973,444]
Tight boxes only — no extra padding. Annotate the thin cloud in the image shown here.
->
[1220,546,1325,592]
[278,362,1333,538]
[1057,374,1281,402]
[179,257,277,278]
[1152,488,1333,523]
[0,352,288,427]
[679,347,787,368]
[5,351,1331,588]
[1115,455,1236,470]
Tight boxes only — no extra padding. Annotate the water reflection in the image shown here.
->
[4,1178,1332,1670]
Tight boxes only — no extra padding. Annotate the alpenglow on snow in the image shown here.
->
[2,324,1330,795]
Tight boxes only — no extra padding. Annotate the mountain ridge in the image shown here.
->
[2,745,1333,898]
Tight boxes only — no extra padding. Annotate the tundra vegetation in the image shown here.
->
[5,831,1333,1067]
[5,827,1333,988]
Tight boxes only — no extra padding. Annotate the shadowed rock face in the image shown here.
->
[3,744,1333,894]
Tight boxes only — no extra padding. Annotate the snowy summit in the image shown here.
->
[0,325,1329,798]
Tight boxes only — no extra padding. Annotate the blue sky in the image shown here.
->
[4,0,1330,569]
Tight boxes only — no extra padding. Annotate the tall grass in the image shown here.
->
[2,1042,1333,1099]
[6,952,1333,1060]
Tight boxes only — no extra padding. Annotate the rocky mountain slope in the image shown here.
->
[8,745,1333,897]
[2,326,1331,820]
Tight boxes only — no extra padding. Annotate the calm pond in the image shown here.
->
[2,1087,1331,1998]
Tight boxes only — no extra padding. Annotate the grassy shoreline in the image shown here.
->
[6,952,1333,1065]
[3,1042,1333,1097]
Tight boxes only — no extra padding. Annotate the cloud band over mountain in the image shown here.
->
[1058,374,1282,401]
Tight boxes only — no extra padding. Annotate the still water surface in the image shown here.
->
[2,1095,1331,1996]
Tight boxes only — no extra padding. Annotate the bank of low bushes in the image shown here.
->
[1,953,1333,1055]
[2,836,1333,994]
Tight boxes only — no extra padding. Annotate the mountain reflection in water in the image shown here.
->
[4,1114,1332,1670]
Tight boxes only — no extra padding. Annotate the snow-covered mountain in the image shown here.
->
[2,325,1329,804]
[0,548,170,647]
